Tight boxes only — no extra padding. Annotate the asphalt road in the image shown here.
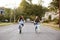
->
[0,22,60,40]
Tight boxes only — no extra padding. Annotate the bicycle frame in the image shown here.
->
[34,23,40,32]
[19,24,23,34]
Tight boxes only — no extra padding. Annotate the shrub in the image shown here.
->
[53,18,59,24]
[43,20,50,23]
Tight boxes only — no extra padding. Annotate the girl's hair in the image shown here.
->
[19,16,24,21]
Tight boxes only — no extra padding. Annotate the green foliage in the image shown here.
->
[0,8,13,22]
[28,0,32,4]
[4,8,11,21]
[30,15,35,21]
[17,0,48,20]
[5,0,48,22]
[51,0,59,9]
[0,14,5,21]
[53,18,59,24]
[49,0,58,11]
[43,20,50,23]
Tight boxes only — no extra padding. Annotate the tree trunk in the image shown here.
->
[10,10,12,23]
[59,0,60,28]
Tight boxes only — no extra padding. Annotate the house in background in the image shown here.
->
[42,11,59,21]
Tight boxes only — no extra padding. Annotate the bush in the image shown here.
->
[0,14,5,22]
[43,20,50,23]
[53,18,59,24]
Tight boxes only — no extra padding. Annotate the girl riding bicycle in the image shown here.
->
[19,16,24,34]
[34,16,40,32]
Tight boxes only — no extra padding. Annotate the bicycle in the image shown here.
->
[34,22,40,33]
[19,23,24,34]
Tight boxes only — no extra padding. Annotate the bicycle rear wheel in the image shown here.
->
[35,26,37,32]
[19,29,21,34]
[19,26,22,34]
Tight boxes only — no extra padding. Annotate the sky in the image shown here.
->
[0,0,52,9]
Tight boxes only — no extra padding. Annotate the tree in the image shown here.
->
[14,8,23,22]
[19,0,32,17]
[4,8,12,22]
[50,0,59,11]
[38,0,43,5]
[50,0,60,28]
[19,0,30,14]
[16,0,48,20]
[58,0,60,28]
[28,0,32,4]
[0,14,4,22]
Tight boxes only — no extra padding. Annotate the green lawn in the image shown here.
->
[0,22,13,26]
